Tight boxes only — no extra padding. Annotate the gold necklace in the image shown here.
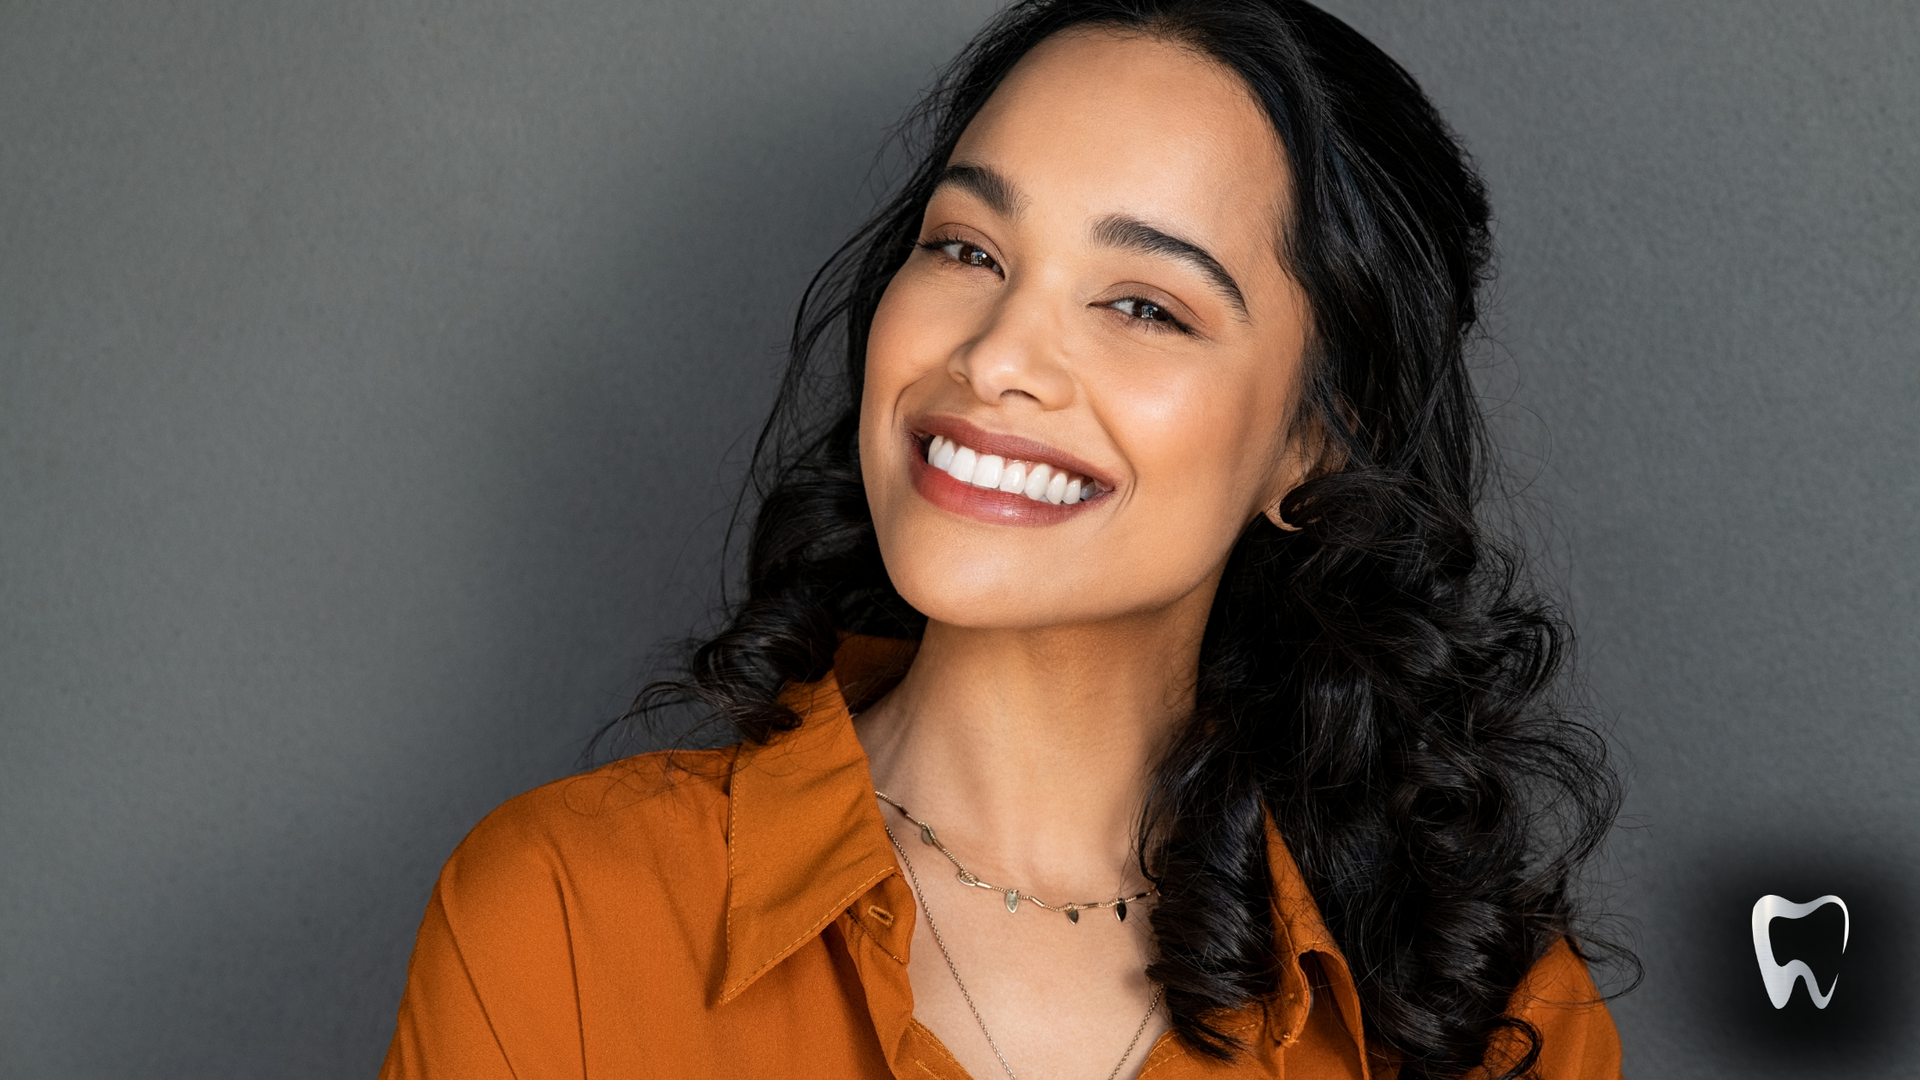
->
[880,815,1163,1080]
[875,791,1157,924]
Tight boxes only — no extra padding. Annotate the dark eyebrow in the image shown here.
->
[1090,214,1248,318]
[934,163,1023,218]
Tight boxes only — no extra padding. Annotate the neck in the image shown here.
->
[855,593,1211,895]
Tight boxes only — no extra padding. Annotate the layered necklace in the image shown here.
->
[875,790,1163,1080]
[876,792,1157,924]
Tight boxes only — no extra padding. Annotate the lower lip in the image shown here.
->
[910,447,1101,526]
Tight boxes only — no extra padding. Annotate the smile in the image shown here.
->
[906,419,1111,527]
[925,434,1103,506]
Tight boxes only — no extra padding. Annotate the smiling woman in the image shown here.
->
[381,3,1626,1079]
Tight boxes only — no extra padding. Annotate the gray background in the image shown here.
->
[1,1,1914,1076]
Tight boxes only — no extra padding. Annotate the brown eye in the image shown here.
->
[921,237,1002,274]
[1110,297,1186,331]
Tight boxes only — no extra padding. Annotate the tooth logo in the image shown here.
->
[1751,894,1849,1009]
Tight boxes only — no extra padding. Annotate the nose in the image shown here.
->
[947,280,1076,410]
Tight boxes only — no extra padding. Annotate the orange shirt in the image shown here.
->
[381,636,1621,1079]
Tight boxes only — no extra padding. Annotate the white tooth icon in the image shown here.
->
[1751,893,1849,1009]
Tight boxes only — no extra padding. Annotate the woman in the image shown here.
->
[381,2,1626,1077]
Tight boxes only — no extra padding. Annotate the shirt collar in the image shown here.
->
[1266,822,1369,1070]
[720,635,1370,1069]
[718,635,915,1004]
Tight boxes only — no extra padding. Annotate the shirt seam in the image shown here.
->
[906,1018,973,1079]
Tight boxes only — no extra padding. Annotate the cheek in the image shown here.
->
[861,282,925,453]
[1108,363,1294,538]
[865,274,915,378]
[859,275,955,527]
[861,271,960,430]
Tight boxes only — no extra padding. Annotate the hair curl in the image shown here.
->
[612,3,1627,1077]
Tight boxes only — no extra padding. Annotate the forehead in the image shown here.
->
[949,30,1290,248]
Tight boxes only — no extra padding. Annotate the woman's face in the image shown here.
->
[860,30,1313,632]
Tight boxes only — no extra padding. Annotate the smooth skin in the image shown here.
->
[854,28,1315,1080]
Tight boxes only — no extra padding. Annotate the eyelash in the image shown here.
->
[915,234,1194,335]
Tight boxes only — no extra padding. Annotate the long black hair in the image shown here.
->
[616,2,1625,1077]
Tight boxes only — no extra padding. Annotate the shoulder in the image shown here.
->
[384,750,744,1075]
[1500,937,1624,1080]
[434,747,737,922]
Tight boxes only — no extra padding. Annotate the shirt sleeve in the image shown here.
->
[1503,937,1623,1080]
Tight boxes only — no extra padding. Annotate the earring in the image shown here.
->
[1265,500,1299,532]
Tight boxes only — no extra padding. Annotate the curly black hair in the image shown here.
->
[613,3,1627,1077]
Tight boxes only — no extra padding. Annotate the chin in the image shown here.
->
[878,543,1091,631]
[888,567,1054,631]
[881,542,1204,635]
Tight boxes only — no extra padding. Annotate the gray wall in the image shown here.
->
[0,2,1913,1077]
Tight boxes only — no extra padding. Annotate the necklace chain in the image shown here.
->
[875,791,1156,924]
[882,814,1163,1080]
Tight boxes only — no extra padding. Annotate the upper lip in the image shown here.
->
[911,415,1116,492]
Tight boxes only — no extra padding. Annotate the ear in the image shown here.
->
[1259,420,1319,533]
[1261,406,1346,532]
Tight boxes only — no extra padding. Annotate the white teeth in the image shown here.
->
[972,454,1004,489]
[947,445,978,484]
[1022,464,1052,501]
[924,434,1097,507]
